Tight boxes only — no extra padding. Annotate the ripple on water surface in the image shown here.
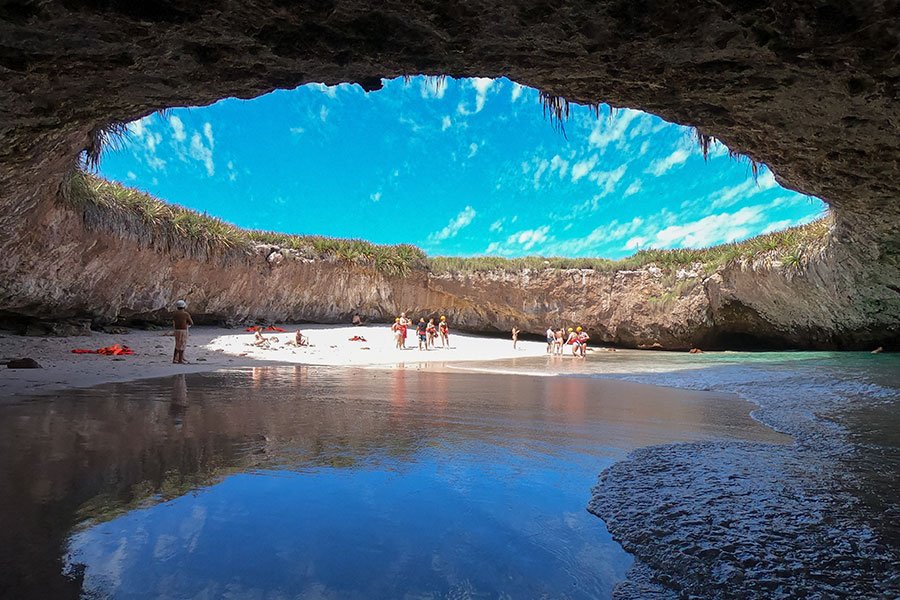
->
[457,351,900,598]
[0,366,779,599]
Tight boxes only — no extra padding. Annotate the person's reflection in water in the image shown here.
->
[169,373,188,430]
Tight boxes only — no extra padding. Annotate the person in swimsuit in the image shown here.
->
[399,312,410,348]
[392,317,403,348]
[426,318,437,349]
[172,300,193,364]
[512,327,520,349]
[566,327,578,355]
[416,318,428,350]
[575,326,589,357]
[546,326,555,354]
[439,315,450,348]
[554,329,564,355]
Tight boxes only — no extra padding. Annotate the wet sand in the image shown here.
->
[0,324,551,399]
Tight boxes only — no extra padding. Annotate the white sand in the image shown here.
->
[0,324,551,399]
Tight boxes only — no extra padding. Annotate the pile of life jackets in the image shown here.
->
[245,326,287,333]
[71,344,135,356]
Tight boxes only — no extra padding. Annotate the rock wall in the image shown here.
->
[3,200,895,349]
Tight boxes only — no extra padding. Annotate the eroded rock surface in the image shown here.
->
[0,1,898,347]
[1,199,896,349]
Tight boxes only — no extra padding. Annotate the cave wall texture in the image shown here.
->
[1,0,898,348]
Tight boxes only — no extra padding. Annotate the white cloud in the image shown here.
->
[468,143,479,158]
[652,205,766,248]
[309,82,339,98]
[126,171,137,180]
[370,191,382,202]
[647,147,690,176]
[550,217,645,255]
[489,219,504,233]
[709,169,778,210]
[458,77,495,115]
[226,160,237,182]
[289,126,305,135]
[430,206,477,241]
[533,159,550,189]
[571,156,598,182]
[625,235,648,250]
[441,116,451,131]
[549,155,568,179]
[589,164,628,197]
[485,225,553,256]
[588,109,641,151]
[319,106,328,122]
[170,116,186,142]
[623,180,643,197]
[188,123,215,176]
[510,82,524,102]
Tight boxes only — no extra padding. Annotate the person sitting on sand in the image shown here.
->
[426,318,437,349]
[172,300,194,364]
[439,316,450,348]
[295,330,308,347]
[416,318,428,351]
[352,313,362,326]
[512,327,520,349]
[251,329,269,348]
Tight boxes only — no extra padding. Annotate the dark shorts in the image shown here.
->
[418,334,427,342]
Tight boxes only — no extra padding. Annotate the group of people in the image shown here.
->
[546,326,590,356]
[391,312,450,350]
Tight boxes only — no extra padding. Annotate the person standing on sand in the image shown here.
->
[512,327,520,349]
[555,329,565,355]
[439,316,450,348]
[575,326,589,357]
[426,318,437,349]
[399,312,410,348]
[566,327,577,355]
[546,326,555,354]
[172,300,193,364]
[416,318,428,351]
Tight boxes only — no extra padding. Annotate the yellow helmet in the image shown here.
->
[576,326,582,332]
[395,317,400,322]
[568,327,574,332]
[440,315,446,320]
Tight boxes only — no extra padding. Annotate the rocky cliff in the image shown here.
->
[2,183,895,350]
[1,1,898,349]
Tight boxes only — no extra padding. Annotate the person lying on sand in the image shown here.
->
[172,300,193,364]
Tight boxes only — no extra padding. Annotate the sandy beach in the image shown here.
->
[0,323,553,399]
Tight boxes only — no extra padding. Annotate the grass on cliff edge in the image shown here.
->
[66,171,830,276]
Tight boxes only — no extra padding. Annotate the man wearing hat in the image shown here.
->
[172,300,194,364]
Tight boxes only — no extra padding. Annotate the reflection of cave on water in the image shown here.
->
[0,366,778,598]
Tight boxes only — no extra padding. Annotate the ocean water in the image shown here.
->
[0,366,780,600]
[449,351,900,598]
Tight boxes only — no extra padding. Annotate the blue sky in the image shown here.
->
[99,76,826,259]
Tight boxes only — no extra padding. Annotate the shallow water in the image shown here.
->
[0,367,782,599]
[450,351,900,598]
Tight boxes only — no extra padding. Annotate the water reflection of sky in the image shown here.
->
[1,366,783,599]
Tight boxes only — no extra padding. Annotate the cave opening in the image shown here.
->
[87,75,826,264]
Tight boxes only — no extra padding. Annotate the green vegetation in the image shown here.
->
[65,170,830,277]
